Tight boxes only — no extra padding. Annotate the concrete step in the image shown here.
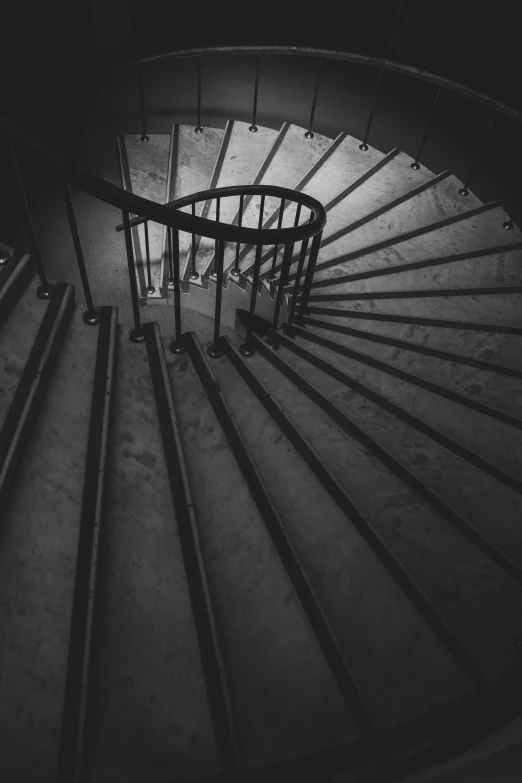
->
[88,323,219,782]
[0,303,99,783]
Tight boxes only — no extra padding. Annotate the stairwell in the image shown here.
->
[1,106,522,783]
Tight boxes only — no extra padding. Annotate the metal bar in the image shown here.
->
[210,197,221,279]
[195,56,203,133]
[138,69,149,142]
[240,194,265,356]
[360,67,384,151]
[296,230,322,321]
[61,180,99,324]
[167,223,174,288]
[250,54,261,132]
[307,285,522,301]
[170,227,185,354]
[207,239,225,358]
[230,194,244,277]
[57,306,116,783]
[9,145,52,298]
[305,58,322,138]
[143,220,155,294]
[266,242,293,349]
[190,201,199,279]
[121,209,145,342]
[459,112,496,195]
[286,216,313,333]
[411,87,441,169]
[269,198,285,278]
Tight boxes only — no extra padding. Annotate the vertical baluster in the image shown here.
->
[144,221,155,295]
[207,239,225,358]
[249,54,261,132]
[503,219,514,230]
[285,213,313,335]
[122,209,145,342]
[195,56,203,133]
[9,145,53,298]
[210,197,220,280]
[360,67,384,151]
[61,180,100,324]
[266,240,294,349]
[269,198,286,278]
[190,201,199,279]
[170,227,186,354]
[411,87,441,170]
[459,111,496,196]
[240,194,265,356]
[305,58,322,139]
[296,230,323,322]
[167,224,174,289]
[138,69,149,142]
[230,194,244,278]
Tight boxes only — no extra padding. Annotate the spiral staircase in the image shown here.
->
[1,91,522,783]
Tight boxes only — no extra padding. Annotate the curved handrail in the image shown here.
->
[0,119,325,245]
[114,185,326,242]
[113,45,522,127]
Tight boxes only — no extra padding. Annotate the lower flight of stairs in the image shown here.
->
[1,241,522,783]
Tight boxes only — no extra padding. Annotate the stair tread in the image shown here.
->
[89,324,219,782]
[0,303,99,781]
[0,274,50,433]
[272,340,522,569]
[212,346,475,728]
[164,336,358,766]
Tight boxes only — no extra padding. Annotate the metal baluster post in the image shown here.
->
[122,209,145,342]
[265,240,294,349]
[459,112,496,196]
[503,219,514,230]
[230,194,244,277]
[190,202,199,279]
[138,69,149,142]
[170,227,186,354]
[167,224,175,289]
[249,54,261,132]
[305,58,322,139]
[210,197,220,280]
[240,194,265,356]
[411,87,441,170]
[144,221,155,295]
[195,57,203,133]
[207,239,226,358]
[269,198,286,278]
[360,67,384,151]
[61,180,99,324]
[284,215,313,335]
[296,230,323,322]
[9,146,53,298]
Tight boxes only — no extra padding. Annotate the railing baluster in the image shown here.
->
[240,194,265,356]
[122,209,145,342]
[305,58,322,139]
[61,179,99,324]
[170,227,186,354]
[360,67,384,151]
[210,197,221,280]
[207,239,225,358]
[296,230,323,322]
[9,145,53,299]
[249,54,261,133]
[144,221,155,295]
[266,241,293,349]
[138,69,149,142]
[459,111,496,196]
[270,198,286,278]
[410,87,441,170]
[195,56,203,134]
[167,223,174,289]
[190,201,199,279]
[285,213,313,335]
[503,218,514,230]
[230,194,244,278]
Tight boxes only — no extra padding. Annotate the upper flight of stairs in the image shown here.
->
[1,106,522,783]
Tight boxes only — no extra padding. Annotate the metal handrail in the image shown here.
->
[0,120,325,246]
[112,45,522,127]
